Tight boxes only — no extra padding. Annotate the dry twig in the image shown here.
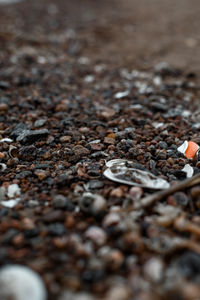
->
[138,173,200,209]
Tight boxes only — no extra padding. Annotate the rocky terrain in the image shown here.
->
[1,1,200,299]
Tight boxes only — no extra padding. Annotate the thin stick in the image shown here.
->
[139,173,200,208]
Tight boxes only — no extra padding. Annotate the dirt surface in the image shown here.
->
[1,1,200,300]
[1,0,200,72]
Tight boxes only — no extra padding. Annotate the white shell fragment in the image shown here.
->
[9,145,18,158]
[1,198,21,208]
[177,141,188,154]
[182,164,194,178]
[104,159,170,189]
[0,138,13,143]
[0,184,21,208]
[152,122,164,129]
[0,163,7,172]
[0,265,47,300]
[7,184,21,198]
[114,90,129,99]
[105,159,128,168]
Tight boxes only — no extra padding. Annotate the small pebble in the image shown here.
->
[129,186,143,200]
[0,103,8,112]
[73,145,90,157]
[85,226,107,246]
[16,129,49,144]
[173,192,189,206]
[143,257,164,282]
[34,119,46,128]
[106,284,131,300]
[87,180,104,189]
[53,194,68,208]
[110,187,124,198]
[0,187,6,201]
[53,195,75,211]
[103,212,121,228]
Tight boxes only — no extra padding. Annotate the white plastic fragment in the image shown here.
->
[177,141,188,154]
[114,90,129,99]
[182,164,194,178]
[104,159,169,189]
[7,184,21,198]
[0,265,47,300]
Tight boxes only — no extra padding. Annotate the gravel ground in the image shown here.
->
[1,1,200,299]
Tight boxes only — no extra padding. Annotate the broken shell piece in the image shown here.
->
[0,138,13,143]
[0,163,7,172]
[0,265,47,300]
[1,198,21,208]
[106,159,129,168]
[7,184,21,198]
[177,141,188,154]
[9,145,18,158]
[114,90,129,99]
[182,164,194,178]
[152,122,164,129]
[0,184,21,208]
[178,141,199,159]
[104,159,169,189]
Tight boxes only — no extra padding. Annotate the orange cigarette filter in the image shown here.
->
[185,141,199,159]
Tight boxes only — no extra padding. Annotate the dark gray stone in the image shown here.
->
[17,129,49,144]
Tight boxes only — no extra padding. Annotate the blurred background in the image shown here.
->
[0,0,200,72]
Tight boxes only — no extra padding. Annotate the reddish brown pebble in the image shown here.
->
[99,108,116,119]
[104,137,115,145]
[110,187,124,198]
[103,212,121,227]
[73,145,90,156]
[90,143,104,151]
[59,136,71,143]
[0,103,8,112]
[0,152,5,159]
[53,237,68,249]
